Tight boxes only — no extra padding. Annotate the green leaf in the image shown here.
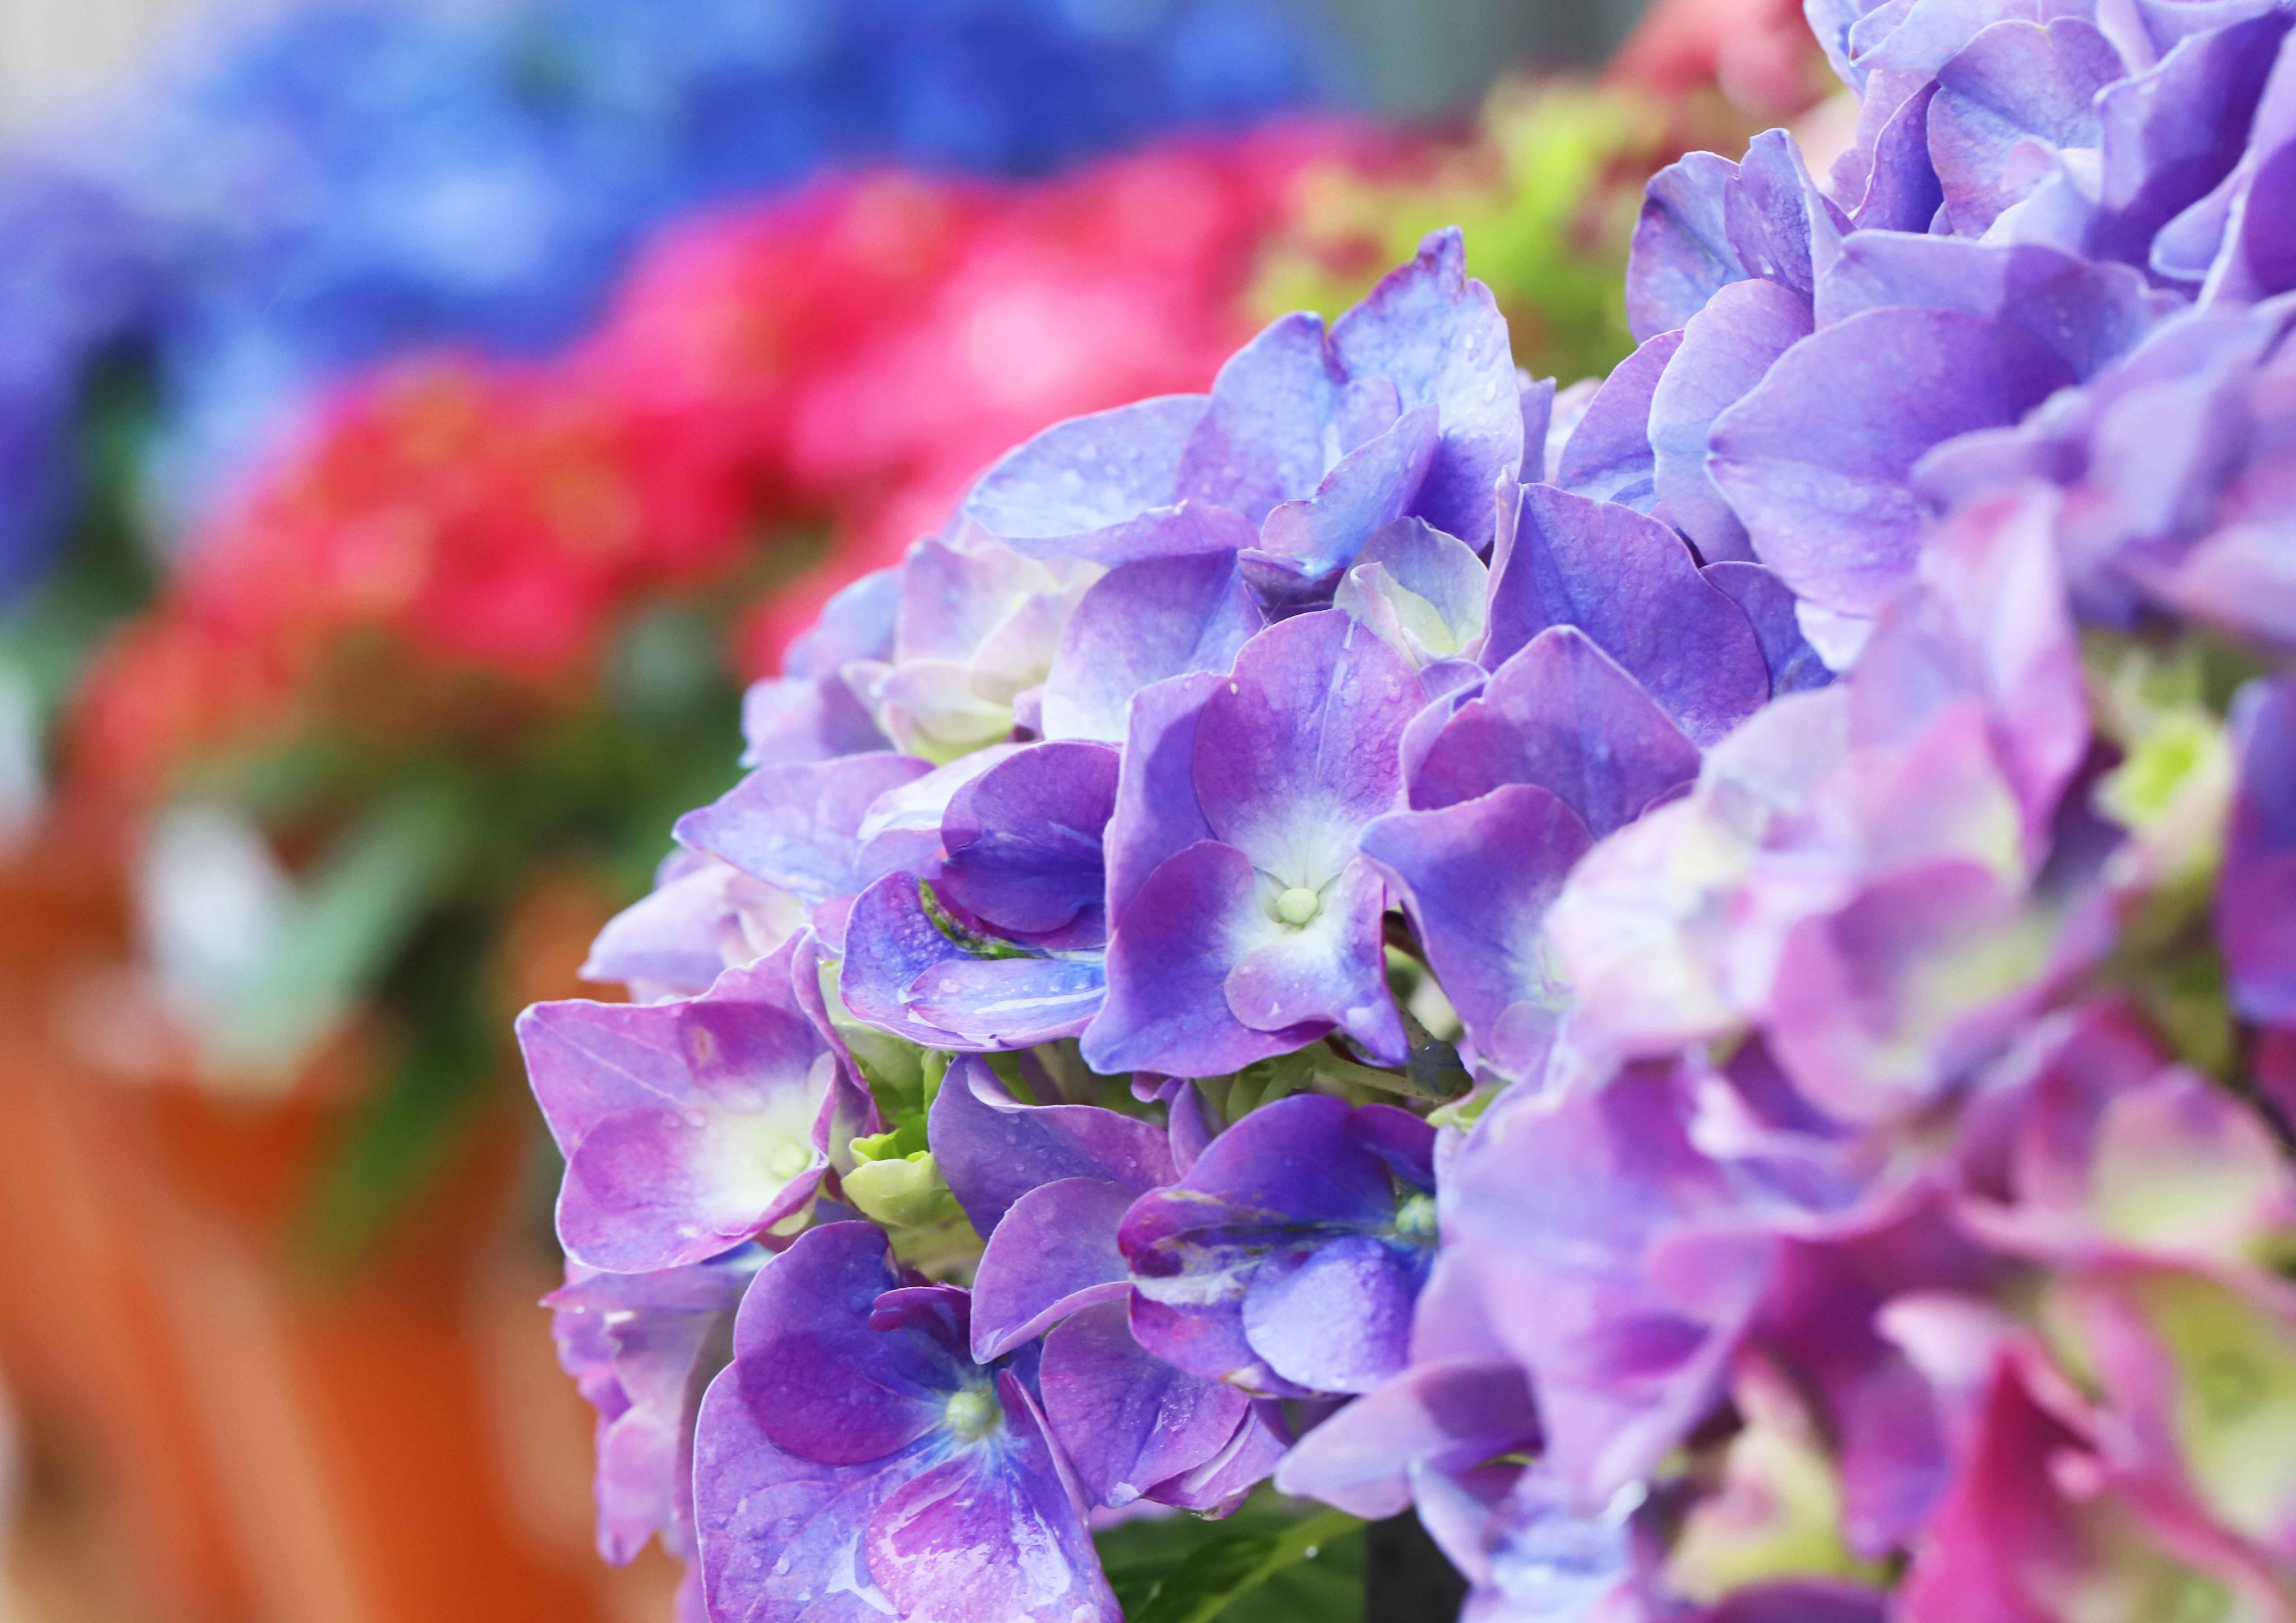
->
[1100,1501,1363,1623]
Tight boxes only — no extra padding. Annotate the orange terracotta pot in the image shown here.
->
[0,845,670,1623]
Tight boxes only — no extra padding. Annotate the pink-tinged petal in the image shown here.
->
[1176,310,1348,522]
[969,1178,1137,1361]
[1448,1069,1774,1499]
[1083,840,1321,1079]
[962,395,1206,558]
[1242,1235,1424,1394]
[1104,671,1218,919]
[1040,1299,1255,1509]
[1274,1360,1539,1519]
[1553,329,1682,509]
[1192,610,1418,866]
[561,1109,826,1274]
[1767,860,2045,1125]
[928,1054,1172,1236]
[1364,785,1590,1083]
[1485,485,1769,747]
[675,753,936,904]
[865,1372,1119,1623]
[1328,227,1524,549]
[1709,308,2076,616]
[1649,278,1813,565]
[1040,553,1262,745]
[1411,627,1701,836]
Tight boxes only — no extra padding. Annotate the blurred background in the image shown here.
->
[0,1,1830,1619]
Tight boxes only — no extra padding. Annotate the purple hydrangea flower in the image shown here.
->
[691,1222,1118,1623]
[1119,1091,1438,1398]
[519,934,858,1273]
[1081,610,1419,1077]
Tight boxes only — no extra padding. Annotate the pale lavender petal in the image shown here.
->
[1040,1300,1255,1509]
[1040,553,1261,744]
[1929,18,2119,235]
[1709,308,2076,615]
[739,673,890,768]
[969,1178,1137,1361]
[1520,375,1557,483]
[1176,310,1347,521]
[1328,227,1524,548]
[1554,330,1682,509]
[962,395,1206,555]
[582,856,743,999]
[901,956,1106,1049]
[1726,129,1848,302]
[1649,277,1813,565]
[675,753,935,905]
[928,1054,1173,1235]
[1485,485,1770,746]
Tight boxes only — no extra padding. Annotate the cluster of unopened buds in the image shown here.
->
[527,0,2296,1616]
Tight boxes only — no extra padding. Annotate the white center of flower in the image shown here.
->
[1275,886,1323,926]
[944,1384,1001,1442]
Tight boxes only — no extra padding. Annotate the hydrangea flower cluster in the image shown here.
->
[0,0,1335,599]
[525,1,2296,1616]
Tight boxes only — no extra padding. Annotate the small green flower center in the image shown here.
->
[944,1384,1002,1442]
[1393,1192,1437,1244]
[1275,886,1323,926]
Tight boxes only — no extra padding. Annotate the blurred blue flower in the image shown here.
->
[0,0,1341,598]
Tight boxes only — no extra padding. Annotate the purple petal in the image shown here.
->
[1411,627,1703,836]
[1192,610,1418,862]
[1040,1299,1255,1509]
[1104,671,1218,918]
[1726,130,1849,302]
[1485,485,1770,746]
[1274,1360,1539,1518]
[675,753,935,905]
[1554,330,1682,509]
[1363,785,1593,1082]
[1176,311,1347,522]
[1519,375,1557,483]
[729,1225,956,1467]
[1254,403,1441,579]
[1929,19,2120,235]
[1649,277,1814,565]
[1628,151,1746,342]
[739,673,890,769]
[939,742,1119,938]
[581,855,746,1000]
[2221,676,2296,1023]
[783,568,899,679]
[1041,552,1262,744]
[969,1178,1138,1361]
[901,956,1107,1049]
[928,1054,1173,1235]
[1814,232,2161,381]
[1223,858,1402,1059]
[1710,308,2076,615]
[864,1375,1119,1623]
[1703,562,1831,698]
[1328,227,1524,548]
[1084,840,1322,1078]
[1242,1234,1423,1394]
[961,395,1206,558]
